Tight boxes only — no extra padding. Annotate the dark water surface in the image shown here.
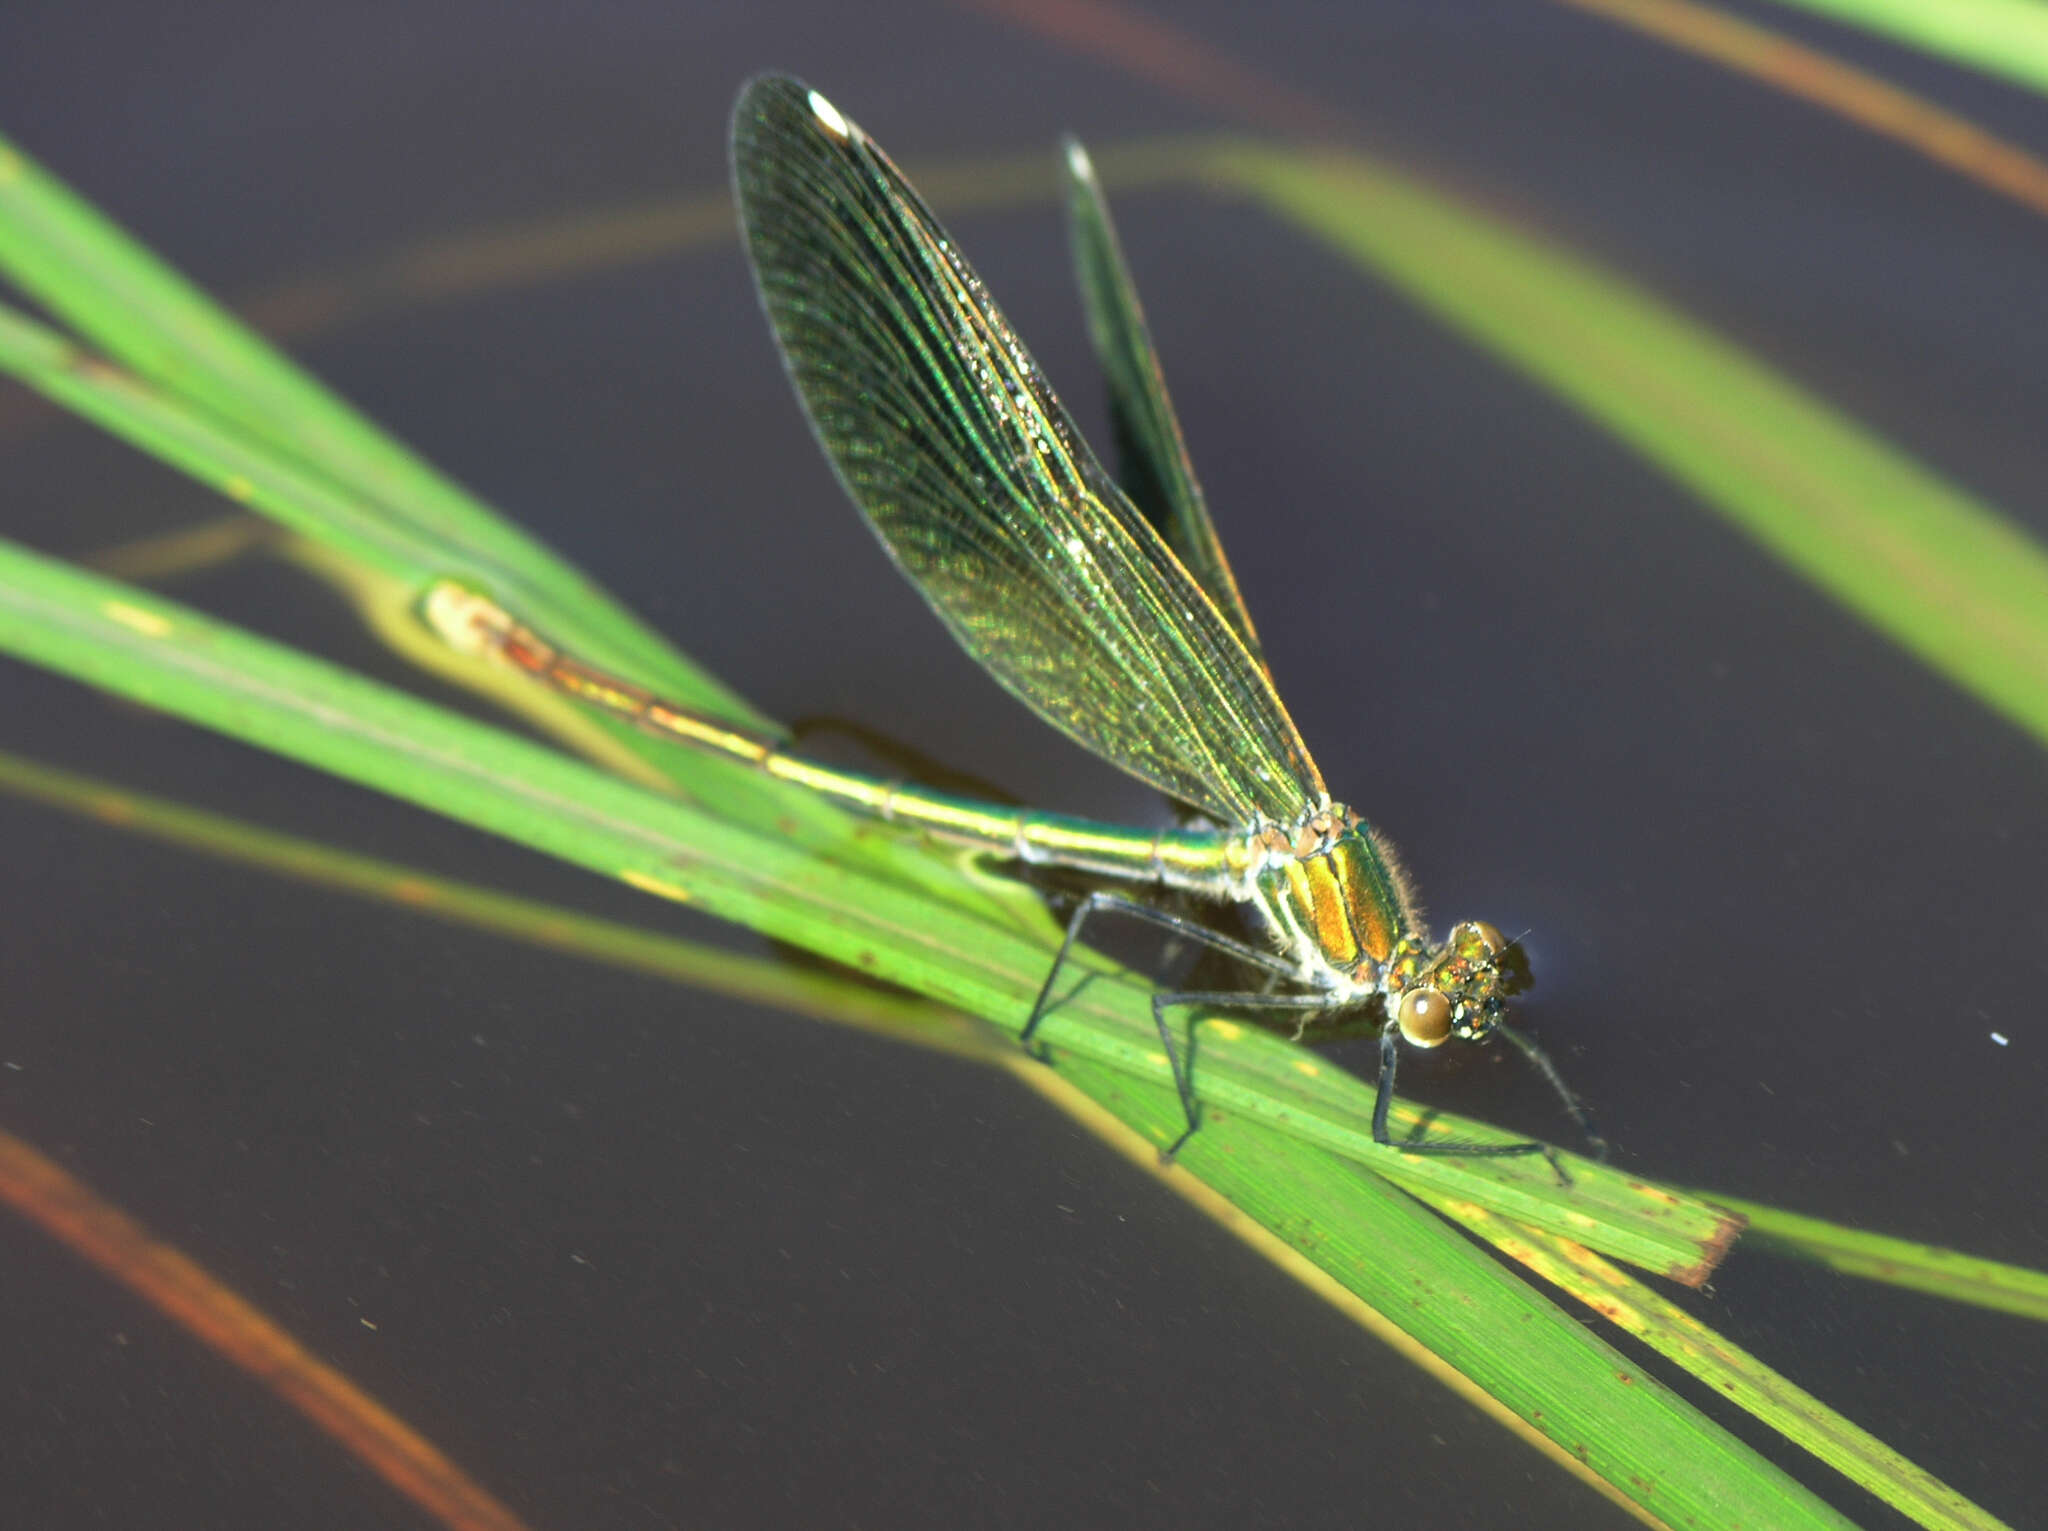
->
[1,4,2042,1527]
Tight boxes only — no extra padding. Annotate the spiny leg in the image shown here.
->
[1500,1026,1609,1160]
[1147,989,1334,1160]
[1371,1024,1559,1167]
[1019,891,1299,1057]
[1018,894,1589,1171]
[1146,995,1571,1170]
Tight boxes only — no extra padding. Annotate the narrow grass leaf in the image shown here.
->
[0,536,1857,1520]
[1420,1197,2015,1531]
[1757,0,2048,98]
[1702,1194,2048,1322]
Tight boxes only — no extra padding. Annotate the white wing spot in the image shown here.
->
[807,90,852,142]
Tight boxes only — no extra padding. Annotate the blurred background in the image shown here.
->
[0,2,2043,1527]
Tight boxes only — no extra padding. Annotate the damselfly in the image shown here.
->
[427,75,1598,1160]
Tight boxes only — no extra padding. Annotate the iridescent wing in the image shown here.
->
[731,76,1323,828]
[1061,138,1267,672]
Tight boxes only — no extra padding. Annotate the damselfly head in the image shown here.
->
[1387,919,1523,1049]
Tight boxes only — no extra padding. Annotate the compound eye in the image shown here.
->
[1451,920,1507,958]
[1396,988,1454,1048]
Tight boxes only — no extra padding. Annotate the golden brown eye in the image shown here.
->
[1451,920,1506,958]
[1397,988,1453,1047]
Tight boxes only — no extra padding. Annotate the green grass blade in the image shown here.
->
[0,294,1051,931]
[0,132,773,732]
[0,535,1072,1024]
[0,146,1732,1283]
[0,151,1066,932]
[32,127,2048,775]
[0,537,1877,1524]
[1213,143,2048,755]
[1756,0,2048,97]
[8,723,2027,1337]
[1702,1194,2048,1322]
[3,127,2027,1521]
[0,744,998,1063]
[1155,1096,1863,1531]
[0,133,344,449]
[1416,1194,2010,1531]
[0,720,1730,1283]
[0,134,575,597]
[0,533,1726,1278]
[0,298,467,589]
[8,119,2023,1277]
[5,727,2025,1528]
[0,292,768,730]
[18,713,2034,1531]
[1173,1017,1744,1284]
[0,288,794,820]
